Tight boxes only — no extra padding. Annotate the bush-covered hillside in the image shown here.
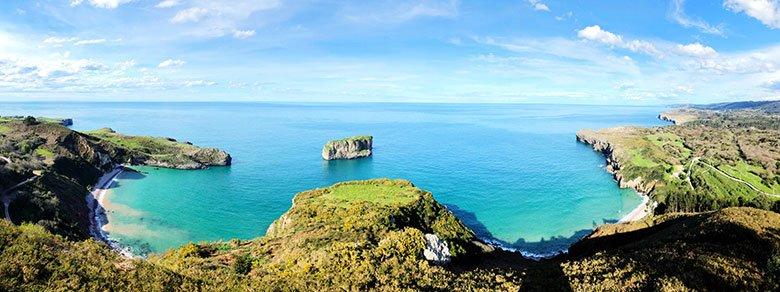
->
[2,191,779,290]
[0,117,230,240]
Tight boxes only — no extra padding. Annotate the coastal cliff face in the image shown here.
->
[88,128,231,170]
[322,135,372,160]
[0,119,231,240]
[576,128,656,194]
[577,109,780,214]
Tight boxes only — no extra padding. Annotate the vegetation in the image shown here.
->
[324,135,373,146]
[2,200,779,290]
[579,108,780,214]
[3,107,780,290]
[0,119,231,241]
[86,127,231,169]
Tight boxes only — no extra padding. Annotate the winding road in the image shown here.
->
[2,177,36,221]
[687,157,779,198]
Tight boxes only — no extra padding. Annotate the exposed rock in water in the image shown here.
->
[423,233,451,264]
[322,135,373,160]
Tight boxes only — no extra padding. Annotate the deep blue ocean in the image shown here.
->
[0,102,668,256]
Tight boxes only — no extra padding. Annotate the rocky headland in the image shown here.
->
[576,127,656,194]
[657,109,702,125]
[321,135,373,160]
[0,117,231,241]
[87,128,231,170]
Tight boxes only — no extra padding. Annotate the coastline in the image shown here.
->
[619,192,651,223]
[86,166,133,257]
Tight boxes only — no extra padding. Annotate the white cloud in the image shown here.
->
[232,30,256,39]
[527,0,550,12]
[555,11,573,21]
[70,0,134,9]
[577,25,622,46]
[577,26,664,58]
[171,7,209,23]
[625,40,663,58]
[401,0,459,19]
[42,36,79,46]
[669,0,724,35]
[74,38,107,46]
[158,59,186,68]
[184,79,217,87]
[343,0,459,23]
[676,43,718,58]
[155,0,180,8]
[724,0,780,29]
[766,79,780,91]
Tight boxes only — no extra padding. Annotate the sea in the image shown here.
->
[0,102,669,257]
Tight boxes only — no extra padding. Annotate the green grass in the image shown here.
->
[627,149,660,168]
[34,147,55,159]
[86,128,190,153]
[692,166,762,200]
[0,123,10,134]
[323,182,420,206]
[718,161,780,195]
[324,135,372,147]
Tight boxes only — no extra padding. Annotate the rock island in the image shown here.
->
[322,135,373,160]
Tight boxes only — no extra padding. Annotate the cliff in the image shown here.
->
[577,109,780,214]
[576,127,657,194]
[86,128,231,170]
[322,135,372,160]
[0,119,231,240]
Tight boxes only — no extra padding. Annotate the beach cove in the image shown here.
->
[0,102,668,256]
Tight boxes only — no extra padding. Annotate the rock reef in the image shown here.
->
[321,135,373,160]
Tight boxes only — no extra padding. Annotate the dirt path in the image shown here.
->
[688,157,779,198]
[2,177,37,221]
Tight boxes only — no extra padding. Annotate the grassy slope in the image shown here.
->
[581,111,780,214]
[85,127,229,169]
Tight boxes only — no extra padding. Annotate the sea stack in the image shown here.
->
[322,135,373,160]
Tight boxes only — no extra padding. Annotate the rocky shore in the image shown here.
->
[321,135,373,160]
[576,128,656,195]
[576,128,656,222]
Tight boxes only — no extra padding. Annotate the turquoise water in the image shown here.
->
[0,102,668,256]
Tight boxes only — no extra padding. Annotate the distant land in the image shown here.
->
[0,101,779,290]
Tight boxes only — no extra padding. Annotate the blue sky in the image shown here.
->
[0,0,779,104]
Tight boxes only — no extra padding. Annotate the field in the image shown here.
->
[323,181,421,206]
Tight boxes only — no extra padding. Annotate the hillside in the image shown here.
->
[578,109,780,214]
[0,117,231,240]
[1,180,778,290]
[691,100,780,113]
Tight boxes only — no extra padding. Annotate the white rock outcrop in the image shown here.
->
[422,234,451,264]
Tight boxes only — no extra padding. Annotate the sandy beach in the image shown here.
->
[619,193,651,223]
[86,166,133,257]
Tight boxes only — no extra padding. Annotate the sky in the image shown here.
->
[0,0,779,104]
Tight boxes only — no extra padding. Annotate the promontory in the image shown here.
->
[322,135,373,160]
